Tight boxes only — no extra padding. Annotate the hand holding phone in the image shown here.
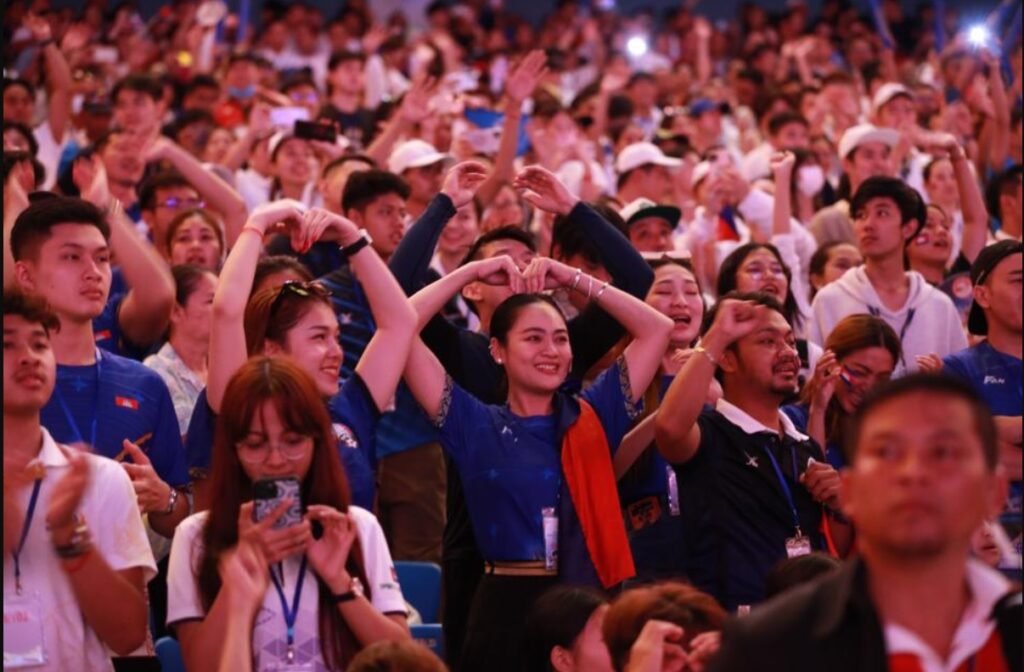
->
[294,120,338,143]
[253,476,303,529]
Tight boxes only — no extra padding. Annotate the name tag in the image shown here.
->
[4,592,46,668]
[785,534,812,559]
[542,507,559,571]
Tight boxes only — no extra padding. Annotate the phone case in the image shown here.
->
[253,477,303,529]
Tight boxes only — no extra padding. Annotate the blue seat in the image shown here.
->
[395,561,442,623]
[155,636,184,672]
[411,623,445,660]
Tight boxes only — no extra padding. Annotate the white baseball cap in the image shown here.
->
[872,82,913,115]
[387,139,452,174]
[837,124,900,160]
[690,161,713,189]
[615,142,683,175]
[619,197,681,228]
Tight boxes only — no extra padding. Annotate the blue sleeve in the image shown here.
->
[565,202,654,377]
[781,404,810,434]
[941,351,972,382]
[93,293,124,355]
[331,373,381,463]
[581,358,643,455]
[387,194,457,294]
[433,379,489,465]
[145,375,189,487]
[185,389,216,478]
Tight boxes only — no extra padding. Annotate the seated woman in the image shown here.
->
[522,585,613,672]
[190,200,417,512]
[403,254,673,672]
[167,357,409,672]
[164,208,226,272]
[602,582,726,672]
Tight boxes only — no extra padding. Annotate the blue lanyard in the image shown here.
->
[51,349,102,449]
[12,479,43,595]
[269,555,308,664]
[761,439,802,536]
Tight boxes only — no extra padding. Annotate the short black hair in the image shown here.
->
[3,289,61,334]
[850,176,926,235]
[328,49,366,71]
[845,373,999,470]
[111,74,163,104]
[701,290,789,337]
[550,202,628,265]
[185,74,220,95]
[460,225,537,267]
[3,120,39,156]
[322,154,375,180]
[341,169,410,212]
[2,77,34,98]
[227,51,261,67]
[522,586,607,672]
[767,111,809,138]
[253,255,313,292]
[764,553,841,599]
[986,164,1022,223]
[10,195,110,261]
[138,171,194,211]
[171,263,216,307]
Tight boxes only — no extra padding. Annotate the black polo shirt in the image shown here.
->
[673,400,827,611]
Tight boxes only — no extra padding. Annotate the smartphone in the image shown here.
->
[294,119,337,143]
[252,476,303,529]
[92,46,119,64]
[270,106,310,128]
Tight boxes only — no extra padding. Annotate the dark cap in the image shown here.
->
[967,240,1023,335]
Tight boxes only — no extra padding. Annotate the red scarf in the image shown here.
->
[561,400,636,588]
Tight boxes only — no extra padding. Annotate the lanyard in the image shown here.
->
[761,439,802,537]
[269,555,308,664]
[867,306,916,366]
[52,349,102,449]
[11,479,43,595]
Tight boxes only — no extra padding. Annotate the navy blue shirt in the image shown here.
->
[434,359,639,575]
[41,348,188,487]
[781,403,846,470]
[673,402,826,611]
[186,375,380,510]
[942,341,1023,417]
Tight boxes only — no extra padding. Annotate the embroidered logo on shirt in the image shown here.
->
[744,452,759,468]
[95,330,112,342]
[115,396,139,411]
[339,312,353,325]
[983,375,1006,385]
[332,423,358,449]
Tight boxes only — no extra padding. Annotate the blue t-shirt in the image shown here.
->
[942,341,1023,417]
[92,285,152,361]
[433,360,640,566]
[781,403,846,470]
[41,348,188,487]
[186,375,380,511]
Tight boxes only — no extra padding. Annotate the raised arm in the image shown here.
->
[770,152,795,238]
[25,13,72,141]
[476,50,547,204]
[145,135,249,247]
[365,75,439,168]
[74,155,175,346]
[943,135,990,264]
[3,162,32,289]
[301,210,418,412]
[522,256,673,400]
[655,299,760,463]
[207,200,306,412]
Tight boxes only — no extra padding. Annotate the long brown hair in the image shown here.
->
[243,283,332,356]
[799,314,901,447]
[197,356,371,670]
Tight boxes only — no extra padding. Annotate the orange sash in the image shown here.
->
[561,399,636,588]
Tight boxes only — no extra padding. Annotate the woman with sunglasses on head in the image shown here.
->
[190,199,417,513]
[403,254,673,672]
[168,357,410,672]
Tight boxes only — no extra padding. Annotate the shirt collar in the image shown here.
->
[35,427,69,469]
[715,398,810,442]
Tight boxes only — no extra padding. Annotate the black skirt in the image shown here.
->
[459,573,559,672]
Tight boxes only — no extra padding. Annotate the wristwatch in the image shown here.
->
[158,487,179,516]
[339,230,373,259]
[332,576,364,604]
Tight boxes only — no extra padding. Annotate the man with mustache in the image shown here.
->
[656,293,846,612]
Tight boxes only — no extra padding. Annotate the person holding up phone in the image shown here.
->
[167,356,410,672]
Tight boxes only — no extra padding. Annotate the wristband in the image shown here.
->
[53,519,92,558]
[339,230,372,259]
[594,281,609,301]
[158,487,179,516]
[331,576,364,604]
[60,550,93,574]
[240,225,265,238]
[693,345,718,366]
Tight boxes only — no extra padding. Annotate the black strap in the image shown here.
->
[992,591,1022,671]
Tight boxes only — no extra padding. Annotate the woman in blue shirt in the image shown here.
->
[403,253,673,672]
[782,314,901,471]
[199,200,418,511]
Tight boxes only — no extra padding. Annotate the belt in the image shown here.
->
[484,561,557,577]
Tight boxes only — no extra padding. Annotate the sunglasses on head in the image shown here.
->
[268,281,332,318]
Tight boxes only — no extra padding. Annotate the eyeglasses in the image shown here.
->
[235,435,312,464]
[268,281,332,319]
[157,197,206,210]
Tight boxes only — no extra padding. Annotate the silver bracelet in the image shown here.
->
[585,275,594,300]
[594,281,609,301]
[570,268,583,293]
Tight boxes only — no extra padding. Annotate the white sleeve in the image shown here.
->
[350,507,407,616]
[83,455,157,583]
[166,513,208,626]
[736,187,775,238]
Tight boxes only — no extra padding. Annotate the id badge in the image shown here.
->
[665,465,680,516]
[785,534,812,558]
[542,507,559,571]
[3,592,47,668]
[267,665,315,672]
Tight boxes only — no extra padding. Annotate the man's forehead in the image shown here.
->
[483,240,531,258]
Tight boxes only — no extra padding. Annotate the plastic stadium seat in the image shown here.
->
[154,636,184,672]
[394,561,442,623]
[411,623,445,660]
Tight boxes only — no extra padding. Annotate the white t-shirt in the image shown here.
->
[167,506,406,672]
[33,120,69,191]
[2,429,157,672]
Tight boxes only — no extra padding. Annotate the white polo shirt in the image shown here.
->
[3,428,158,671]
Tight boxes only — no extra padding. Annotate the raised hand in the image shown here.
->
[770,150,796,177]
[238,500,312,565]
[299,207,361,250]
[705,299,762,348]
[247,199,307,236]
[805,349,839,411]
[623,620,689,672]
[800,458,842,509]
[915,353,944,373]
[505,49,548,104]
[304,505,358,593]
[72,154,112,208]
[218,538,270,616]
[398,74,441,125]
[513,165,580,215]
[472,254,526,293]
[120,439,173,515]
[441,161,490,208]
[45,446,90,534]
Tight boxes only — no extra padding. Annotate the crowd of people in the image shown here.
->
[2,0,1022,670]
